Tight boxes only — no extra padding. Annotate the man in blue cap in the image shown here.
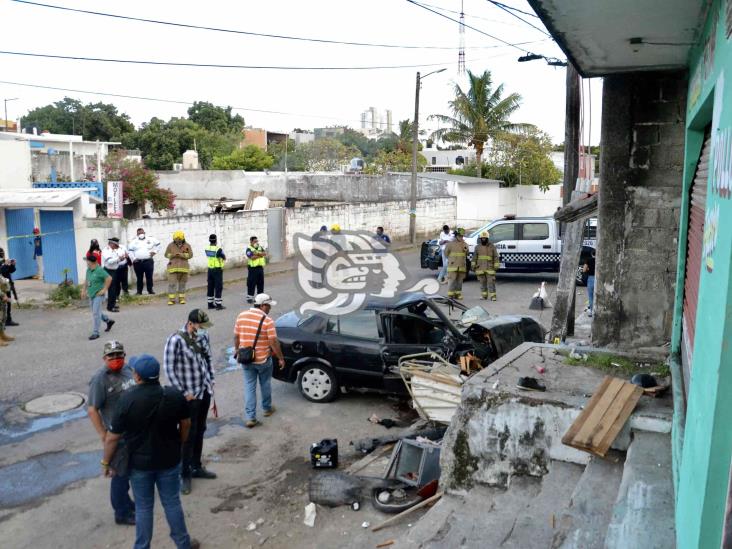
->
[103,354,200,549]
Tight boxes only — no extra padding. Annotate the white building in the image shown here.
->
[419,146,476,172]
[289,130,315,146]
[357,106,393,138]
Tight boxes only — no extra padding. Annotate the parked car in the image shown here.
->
[273,293,545,402]
[420,216,597,285]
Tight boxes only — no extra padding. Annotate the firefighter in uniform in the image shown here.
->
[164,230,192,306]
[445,228,469,300]
[475,231,500,301]
[205,234,226,310]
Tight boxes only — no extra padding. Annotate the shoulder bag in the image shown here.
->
[237,314,266,365]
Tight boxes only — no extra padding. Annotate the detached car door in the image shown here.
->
[321,309,385,389]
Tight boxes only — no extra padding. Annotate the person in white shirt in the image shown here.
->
[127,228,161,295]
[437,225,453,284]
[102,238,122,312]
[116,242,131,297]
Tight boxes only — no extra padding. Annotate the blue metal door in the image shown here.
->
[5,208,37,279]
[39,210,78,284]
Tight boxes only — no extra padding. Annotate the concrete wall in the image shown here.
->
[283,197,455,256]
[516,184,563,217]
[593,71,686,348]
[0,141,32,188]
[454,182,500,228]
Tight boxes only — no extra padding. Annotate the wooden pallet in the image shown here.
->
[562,376,643,457]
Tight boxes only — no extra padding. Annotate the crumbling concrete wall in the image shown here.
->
[594,71,687,348]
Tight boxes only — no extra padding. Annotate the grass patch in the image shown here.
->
[118,293,155,306]
[48,283,81,307]
[564,352,670,378]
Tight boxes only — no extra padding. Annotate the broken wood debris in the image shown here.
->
[562,376,643,457]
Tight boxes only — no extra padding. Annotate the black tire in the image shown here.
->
[298,363,339,403]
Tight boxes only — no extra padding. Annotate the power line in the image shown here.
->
[0,49,493,71]
[487,1,540,18]
[405,0,548,54]
[415,1,526,26]
[0,78,469,131]
[9,0,536,51]
[485,0,550,37]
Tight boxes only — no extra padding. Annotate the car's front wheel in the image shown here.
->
[298,364,339,403]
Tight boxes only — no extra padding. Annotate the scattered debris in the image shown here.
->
[630,373,657,388]
[376,541,395,548]
[368,414,400,429]
[351,425,446,455]
[516,377,547,392]
[384,439,441,488]
[303,503,317,527]
[371,492,444,532]
[562,376,643,457]
[246,522,257,532]
[361,521,371,528]
[255,518,264,526]
[310,439,338,469]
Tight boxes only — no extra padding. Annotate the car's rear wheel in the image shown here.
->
[298,364,339,403]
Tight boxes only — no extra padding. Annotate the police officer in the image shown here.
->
[245,236,267,304]
[474,231,500,301]
[445,228,469,300]
[205,234,226,310]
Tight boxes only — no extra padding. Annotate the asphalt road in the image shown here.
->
[0,248,572,548]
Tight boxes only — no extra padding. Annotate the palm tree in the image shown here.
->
[429,70,534,177]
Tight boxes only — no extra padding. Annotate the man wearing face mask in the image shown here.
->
[87,340,137,525]
[165,231,193,306]
[163,309,216,495]
[128,227,161,296]
[474,231,500,301]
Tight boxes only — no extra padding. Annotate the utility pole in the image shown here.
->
[563,63,581,336]
[3,98,18,132]
[409,68,445,245]
[409,72,421,245]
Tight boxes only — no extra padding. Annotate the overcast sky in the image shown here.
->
[0,0,602,145]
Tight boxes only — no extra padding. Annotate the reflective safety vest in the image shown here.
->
[205,245,224,269]
[445,240,469,273]
[474,243,500,275]
[247,245,266,268]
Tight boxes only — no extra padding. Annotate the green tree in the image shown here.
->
[364,149,426,174]
[268,139,308,171]
[484,129,562,190]
[429,70,533,177]
[211,145,274,170]
[102,150,175,212]
[187,101,245,134]
[295,138,359,171]
[24,97,134,141]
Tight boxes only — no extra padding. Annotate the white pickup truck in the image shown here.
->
[421,215,597,283]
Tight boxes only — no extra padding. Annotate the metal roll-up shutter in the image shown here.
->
[681,131,710,380]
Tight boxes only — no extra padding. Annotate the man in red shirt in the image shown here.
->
[233,294,285,428]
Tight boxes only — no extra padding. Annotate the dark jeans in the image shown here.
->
[207,268,223,305]
[105,268,119,311]
[181,391,210,478]
[129,463,192,549]
[110,472,135,520]
[118,262,129,294]
[4,293,11,324]
[133,259,155,294]
[246,266,264,298]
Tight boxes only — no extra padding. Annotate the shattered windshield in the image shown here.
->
[457,306,492,327]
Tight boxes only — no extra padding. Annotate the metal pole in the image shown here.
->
[3,99,7,132]
[409,71,421,245]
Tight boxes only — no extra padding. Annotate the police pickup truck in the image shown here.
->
[421,216,597,284]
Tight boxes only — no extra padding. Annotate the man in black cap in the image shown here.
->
[162,309,217,495]
[205,234,226,310]
[103,354,199,549]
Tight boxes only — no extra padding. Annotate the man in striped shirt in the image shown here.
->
[163,309,217,495]
[233,293,285,428]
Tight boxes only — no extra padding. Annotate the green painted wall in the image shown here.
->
[676,1,732,547]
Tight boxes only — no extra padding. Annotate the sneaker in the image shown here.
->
[115,514,135,526]
[245,419,259,428]
[246,296,254,304]
[105,320,115,332]
[181,476,192,495]
[263,407,276,417]
[516,377,546,392]
[215,304,226,310]
[192,467,217,479]
[207,304,216,310]
[6,320,19,327]
[89,334,100,340]
[491,296,497,302]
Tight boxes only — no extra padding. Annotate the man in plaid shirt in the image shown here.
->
[163,309,217,495]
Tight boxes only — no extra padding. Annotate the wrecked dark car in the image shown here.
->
[273,293,544,402]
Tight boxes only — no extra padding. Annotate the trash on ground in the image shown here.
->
[246,522,257,531]
[361,521,370,528]
[562,376,643,457]
[311,438,338,469]
[351,425,446,455]
[308,471,404,509]
[369,414,400,429]
[303,503,317,527]
[371,492,444,532]
[376,541,395,548]
[516,376,547,392]
[384,438,441,488]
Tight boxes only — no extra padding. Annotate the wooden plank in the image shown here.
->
[561,377,614,445]
[593,385,643,456]
[549,219,585,342]
[573,378,626,447]
[562,376,643,457]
